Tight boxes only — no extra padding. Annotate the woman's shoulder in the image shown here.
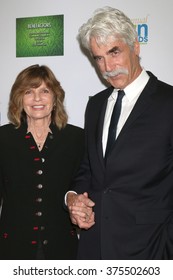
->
[0,123,15,132]
[0,123,17,144]
[51,123,84,139]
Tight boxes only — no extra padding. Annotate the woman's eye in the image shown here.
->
[43,89,49,93]
[25,90,32,95]
[41,88,50,94]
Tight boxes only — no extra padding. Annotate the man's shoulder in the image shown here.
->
[62,124,84,138]
[147,71,173,91]
[89,86,114,103]
[65,123,83,132]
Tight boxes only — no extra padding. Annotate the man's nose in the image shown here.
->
[104,57,114,72]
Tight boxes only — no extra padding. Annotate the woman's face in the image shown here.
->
[23,81,54,122]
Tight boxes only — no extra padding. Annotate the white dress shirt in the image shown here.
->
[102,69,150,156]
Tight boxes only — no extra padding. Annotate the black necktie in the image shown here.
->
[105,90,125,158]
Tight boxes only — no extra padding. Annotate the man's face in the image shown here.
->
[90,36,142,89]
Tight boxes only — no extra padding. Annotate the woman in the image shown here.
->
[0,64,84,259]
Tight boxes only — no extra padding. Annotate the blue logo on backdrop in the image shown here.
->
[131,15,149,44]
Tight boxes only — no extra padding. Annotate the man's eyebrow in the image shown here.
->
[107,46,119,55]
[92,46,120,60]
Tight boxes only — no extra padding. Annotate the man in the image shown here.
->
[67,6,173,259]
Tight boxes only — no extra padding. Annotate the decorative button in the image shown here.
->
[3,233,8,239]
[37,184,43,189]
[36,198,42,203]
[31,241,37,244]
[49,135,53,139]
[35,211,42,216]
[37,170,43,175]
[30,146,36,150]
[33,226,39,231]
[40,226,45,231]
[41,158,45,163]
[43,240,48,245]
[34,157,40,162]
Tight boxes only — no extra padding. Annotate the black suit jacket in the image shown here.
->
[73,72,173,259]
[0,122,84,260]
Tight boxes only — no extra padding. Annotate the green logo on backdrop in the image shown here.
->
[16,15,64,57]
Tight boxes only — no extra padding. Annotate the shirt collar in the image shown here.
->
[111,69,150,101]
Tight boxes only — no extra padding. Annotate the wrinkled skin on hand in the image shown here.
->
[67,192,95,230]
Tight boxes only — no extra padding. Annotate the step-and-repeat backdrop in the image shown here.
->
[0,0,172,128]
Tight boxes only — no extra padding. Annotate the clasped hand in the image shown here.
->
[67,192,95,230]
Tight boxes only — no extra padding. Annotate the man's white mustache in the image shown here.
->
[103,68,128,79]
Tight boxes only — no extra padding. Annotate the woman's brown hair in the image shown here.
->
[8,64,68,129]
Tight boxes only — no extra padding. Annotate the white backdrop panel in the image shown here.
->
[0,0,172,127]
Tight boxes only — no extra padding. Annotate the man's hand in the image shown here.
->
[67,192,95,230]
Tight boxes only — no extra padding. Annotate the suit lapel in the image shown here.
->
[119,72,157,138]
